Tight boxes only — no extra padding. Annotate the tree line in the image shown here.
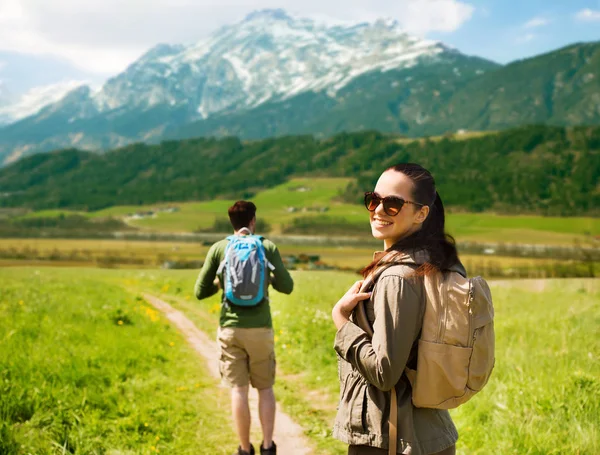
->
[0,124,598,216]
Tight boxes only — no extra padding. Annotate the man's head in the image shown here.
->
[228,200,257,232]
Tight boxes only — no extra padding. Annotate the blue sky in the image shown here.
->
[433,0,600,63]
[0,0,599,96]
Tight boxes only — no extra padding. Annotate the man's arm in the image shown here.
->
[194,243,221,300]
[264,240,294,295]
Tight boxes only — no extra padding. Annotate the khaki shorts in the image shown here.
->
[217,327,276,390]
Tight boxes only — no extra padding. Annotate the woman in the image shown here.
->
[331,163,464,455]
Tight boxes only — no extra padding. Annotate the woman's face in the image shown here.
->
[370,170,429,249]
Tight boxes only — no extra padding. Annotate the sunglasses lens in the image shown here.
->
[365,192,406,216]
[383,203,399,216]
[364,193,377,211]
[383,198,404,216]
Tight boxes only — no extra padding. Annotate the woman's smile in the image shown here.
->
[371,216,394,228]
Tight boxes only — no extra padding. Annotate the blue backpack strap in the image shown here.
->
[217,236,236,275]
[249,235,275,270]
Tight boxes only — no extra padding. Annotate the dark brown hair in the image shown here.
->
[228,201,256,231]
[362,163,459,277]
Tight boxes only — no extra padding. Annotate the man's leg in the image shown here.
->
[231,385,252,452]
[258,387,276,448]
[244,327,276,452]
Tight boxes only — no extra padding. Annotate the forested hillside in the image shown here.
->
[0,125,598,216]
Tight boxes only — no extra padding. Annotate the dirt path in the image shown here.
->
[143,293,314,455]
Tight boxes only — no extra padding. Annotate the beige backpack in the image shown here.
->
[355,252,495,454]
[355,251,495,408]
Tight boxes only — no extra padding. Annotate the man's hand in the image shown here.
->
[213,278,221,290]
[332,281,371,330]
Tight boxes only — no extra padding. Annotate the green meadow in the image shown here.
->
[0,268,237,455]
[2,266,598,454]
[12,178,599,245]
[129,271,600,455]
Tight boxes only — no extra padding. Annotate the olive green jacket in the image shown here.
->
[333,251,465,454]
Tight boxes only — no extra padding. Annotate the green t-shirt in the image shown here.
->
[194,237,294,328]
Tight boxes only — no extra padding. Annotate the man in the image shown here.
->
[194,201,294,455]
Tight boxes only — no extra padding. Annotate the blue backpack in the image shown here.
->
[217,229,274,307]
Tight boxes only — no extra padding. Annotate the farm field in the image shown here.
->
[10,178,599,246]
[0,238,596,279]
[1,266,598,454]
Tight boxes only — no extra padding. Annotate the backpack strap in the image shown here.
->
[354,250,411,338]
[389,388,398,455]
[217,236,236,276]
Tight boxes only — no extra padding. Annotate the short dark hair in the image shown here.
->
[228,201,256,230]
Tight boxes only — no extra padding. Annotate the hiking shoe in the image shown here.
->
[260,441,276,455]
[233,445,255,455]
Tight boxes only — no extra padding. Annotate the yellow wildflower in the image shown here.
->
[118,320,123,326]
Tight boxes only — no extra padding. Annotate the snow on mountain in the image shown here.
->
[89,9,448,121]
[0,80,88,125]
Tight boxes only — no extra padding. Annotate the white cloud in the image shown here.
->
[402,0,474,33]
[0,0,147,74]
[515,33,536,44]
[523,17,549,29]
[575,8,600,21]
[0,0,474,75]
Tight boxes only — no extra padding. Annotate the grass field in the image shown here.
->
[1,267,598,454]
[11,178,599,245]
[0,268,237,455]
[120,270,600,455]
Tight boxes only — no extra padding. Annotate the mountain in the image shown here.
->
[167,41,600,140]
[0,9,599,166]
[0,80,87,127]
[0,81,17,125]
[0,125,598,216]
[0,9,496,165]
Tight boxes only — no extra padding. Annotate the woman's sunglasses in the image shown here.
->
[364,191,424,217]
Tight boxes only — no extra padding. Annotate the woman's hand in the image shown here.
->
[332,281,371,330]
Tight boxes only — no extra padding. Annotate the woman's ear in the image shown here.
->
[415,206,430,225]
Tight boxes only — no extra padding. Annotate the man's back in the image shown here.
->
[194,236,293,328]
